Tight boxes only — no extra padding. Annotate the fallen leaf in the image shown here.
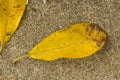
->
[0,0,27,51]
[13,22,107,63]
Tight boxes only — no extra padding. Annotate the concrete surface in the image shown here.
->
[0,0,120,80]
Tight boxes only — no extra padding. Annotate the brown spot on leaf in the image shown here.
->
[74,49,76,52]
[6,32,11,36]
[93,39,101,47]
[93,39,97,42]
[86,27,89,32]
[90,23,105,33]
[13,4,20,8]
[9,14,15,17]
[88,31,92,36]
[17,5,20,8]
[100,37,106,42]
[96,41,101,47]
[95,25,103,32]
[90,23,96,30]
[3,8,6,11]
[63,43,66,45]
[67,26,70,28]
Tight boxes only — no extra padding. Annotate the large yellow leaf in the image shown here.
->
[0,0,9,51]
[0,0,26,51]
[13,22,107,63]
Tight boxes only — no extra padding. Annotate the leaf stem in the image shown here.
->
[13,54,29,63]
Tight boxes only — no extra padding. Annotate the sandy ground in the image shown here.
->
[0,0,120,80]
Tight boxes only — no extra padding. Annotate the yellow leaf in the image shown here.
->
[0,0,9,51]
[0,9,7,51]
[13,22,107,63]
[0,0,26,51]
[4,0,26,46]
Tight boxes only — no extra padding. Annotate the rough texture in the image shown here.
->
[0,0,120,80]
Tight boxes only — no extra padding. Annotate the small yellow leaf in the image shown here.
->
[13,22,107,63]
[0,0,27,51]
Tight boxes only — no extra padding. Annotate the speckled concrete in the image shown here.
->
[0,0,120,80]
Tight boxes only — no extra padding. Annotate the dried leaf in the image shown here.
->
[0,0,26,51]
[13,22,107,63]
